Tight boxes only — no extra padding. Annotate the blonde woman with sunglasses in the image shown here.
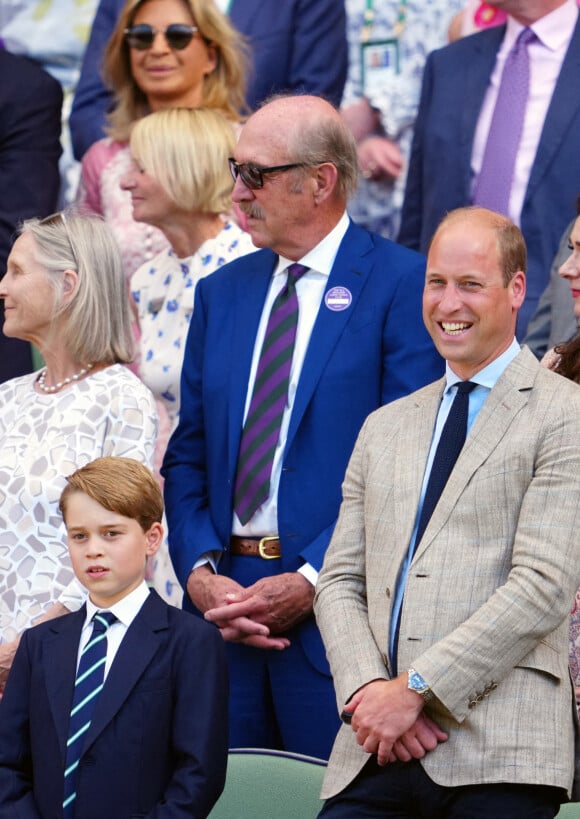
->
[0,212,157,691]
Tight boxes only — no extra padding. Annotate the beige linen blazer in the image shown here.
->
[315,347,580,799]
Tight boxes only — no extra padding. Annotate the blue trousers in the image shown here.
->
[318,758,563,818]
[226,555,340,759]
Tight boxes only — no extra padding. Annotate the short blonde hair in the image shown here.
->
[60,456,163,533]
[130,108,235,213]
[20,213,134,364]
[103,0,248,142]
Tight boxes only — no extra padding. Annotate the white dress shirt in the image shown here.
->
[77,582,150,680]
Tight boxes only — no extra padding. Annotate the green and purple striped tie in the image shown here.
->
[234,263,309,524]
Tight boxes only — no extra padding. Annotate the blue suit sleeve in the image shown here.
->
[286,0,347,107]
[0,55,62,267]
[397,51,434,251]
[69,0,120,160]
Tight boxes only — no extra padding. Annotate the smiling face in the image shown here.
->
[120,157,177,227]
[423,216,526,379]
[66,492,162,609]
[558,215,580,318]
[129,0,217,111]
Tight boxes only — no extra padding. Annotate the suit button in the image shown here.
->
[385,587,391,598]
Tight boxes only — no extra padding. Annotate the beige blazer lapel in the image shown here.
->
[414,348,536,560]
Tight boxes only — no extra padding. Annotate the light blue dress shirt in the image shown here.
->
[389,339,522,665]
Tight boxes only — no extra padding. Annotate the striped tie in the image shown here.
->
[63,611,117,818]
[234,263,309,524]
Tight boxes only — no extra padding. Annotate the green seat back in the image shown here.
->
[208,748,326,819]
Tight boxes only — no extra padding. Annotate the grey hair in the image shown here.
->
[286,107,359,199]
[20,212,134,364]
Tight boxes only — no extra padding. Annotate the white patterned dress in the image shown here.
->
[131,221,255,605]
[131,220,256,430]
[0,365,157,642]
[343,0,464,238]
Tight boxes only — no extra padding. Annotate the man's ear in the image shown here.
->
[510,270,526,310]
[312,162,339,204]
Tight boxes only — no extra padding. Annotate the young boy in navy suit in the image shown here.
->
[0,457,229,819]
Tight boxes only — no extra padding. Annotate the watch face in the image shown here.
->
[409,670,427,692]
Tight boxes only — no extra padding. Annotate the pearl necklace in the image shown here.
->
[37,363,94,394]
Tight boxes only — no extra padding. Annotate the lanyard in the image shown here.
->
[361,0,408,42]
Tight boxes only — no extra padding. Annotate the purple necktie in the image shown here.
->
[234,263,309,525]
[473,27,536,215]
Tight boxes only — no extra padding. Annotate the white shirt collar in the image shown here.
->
[85,581,150,628]
[505,0,578,51]
[275,211,350,278]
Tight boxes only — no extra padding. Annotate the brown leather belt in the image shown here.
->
[230,535,281,559]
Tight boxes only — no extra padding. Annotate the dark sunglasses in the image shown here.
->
[124,23,198,51]
[228,158,310,190]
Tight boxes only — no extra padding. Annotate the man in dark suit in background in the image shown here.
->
[0,47,63,382]
[162,94,444,760]
[69,0,348,160]
[398,0,580,338]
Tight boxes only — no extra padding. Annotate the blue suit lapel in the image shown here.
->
[45,608,86,760]
[460,27,505,161]
[227,250,277,480]
[285,222,373,451]
[82,592,168,754]
[526,16,580,200]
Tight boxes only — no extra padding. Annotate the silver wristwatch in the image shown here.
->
[407,668,434,703]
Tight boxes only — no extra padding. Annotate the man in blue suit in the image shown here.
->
[0,47,62,382]
[69,0,348,160]
[162,94,444,760]
[398,0,580,339]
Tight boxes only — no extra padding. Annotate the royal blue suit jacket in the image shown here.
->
[162,220,444,675]
[0,591,229,819]
[398,17,580,337]
[69,0,347,160]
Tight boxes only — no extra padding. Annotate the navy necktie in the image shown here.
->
[392,381,476,674]
[414,381,477,550]
[63,611,117,818]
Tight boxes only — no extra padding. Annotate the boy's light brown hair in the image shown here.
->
[59,457,163,532]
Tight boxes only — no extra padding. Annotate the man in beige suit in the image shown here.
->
[315,206,580,818]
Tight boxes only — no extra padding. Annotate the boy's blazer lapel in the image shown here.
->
[82,592,168,754]
[44,608,86,759]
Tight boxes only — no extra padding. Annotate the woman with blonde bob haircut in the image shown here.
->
[124,107,255,435]
[76,0,248,282]
[0,211,157,689]
[129,106,235,214]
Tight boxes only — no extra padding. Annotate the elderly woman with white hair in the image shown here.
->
[0,212,157,688]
